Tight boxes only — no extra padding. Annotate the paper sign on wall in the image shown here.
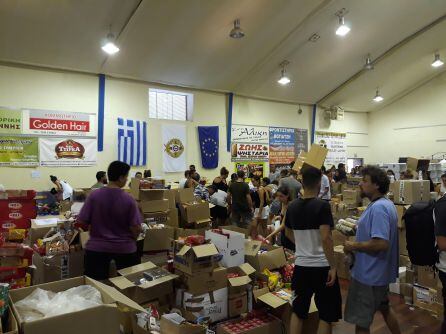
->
[0,137,39,167]
[0,109,22,135]
[231,143,269,162]
[231,125,269,144]
[23,109,96,137]
[314,131,346,167]
[39,138,97,166]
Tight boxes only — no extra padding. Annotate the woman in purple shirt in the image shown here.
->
[77,161,142,280]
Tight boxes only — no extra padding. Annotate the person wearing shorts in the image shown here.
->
[227,170,253,229]
[285,167,342,334]
[77,161,142,281]
[344,166,400,334]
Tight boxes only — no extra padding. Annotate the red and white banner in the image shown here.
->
[231,143,269,162]
[22,109,96,137]
[39,138,97,166]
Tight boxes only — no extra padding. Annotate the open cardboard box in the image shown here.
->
[174,242,219,275]
[143,226,174,252]
[180,202,210,224]
[139,197,169,214]
[32,250,84,285]
[205,229,245,268]
[245,240,287,271]
[10,276,144,334]
[227,263,256,295]
[27,217,65,245]
[157,314,206,334]
[109,261,178,304]
[176,266,227,295]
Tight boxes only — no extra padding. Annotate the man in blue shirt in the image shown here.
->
[344,166,400,334]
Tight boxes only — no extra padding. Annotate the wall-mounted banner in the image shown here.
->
[0,137,39,167]
[295,128,308,155]
[22,109,96,137]
[234,162,265,179]
[0,109,22,135]
[231,125,269,144]
[39,138,97,167]
[231,143,269,162]
[162,124,186,172]
[269,127,296,166]
[314,131,346,167]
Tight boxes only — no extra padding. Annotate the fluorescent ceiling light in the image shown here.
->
[336,16,350,36]
[373,89,384,102]
[101,33,119,55]
[278,75,291,85]
[432,53,444,68]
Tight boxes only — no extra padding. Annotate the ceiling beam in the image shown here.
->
[317,12,446,107]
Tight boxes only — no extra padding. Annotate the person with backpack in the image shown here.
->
[343,166,401,334]
[435,193,446,333]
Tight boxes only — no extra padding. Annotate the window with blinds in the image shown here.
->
[148,88,193,121]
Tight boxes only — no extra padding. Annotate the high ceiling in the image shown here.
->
[1,0,446,112]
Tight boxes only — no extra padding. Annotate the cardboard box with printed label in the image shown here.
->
[205,229,245,268]
[174,242,220,275]
[176,267,228,295]
[342,189,362,207]
[109,261,178,304]
[245,241,287,272]
[32,250,84,285]
[413,284,439,313]
[392,180,430,205]
[417,266,440,289]
[176,287,228,323]
[143,226,174,252]
[10,276,145,334]
[395,205,410,229]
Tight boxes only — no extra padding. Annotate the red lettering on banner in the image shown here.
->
[30,118,89,132]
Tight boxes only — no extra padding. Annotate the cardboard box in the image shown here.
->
[399,228,407,256]
[143,211,169,224]
[332,230,353,247]
[303,144,328,170]
[220,225,249,238]
[334,246,350,280]
[140,199,169,213]
[180,202,210,224]
[245,241,287,271]
[163,189,177,209]
[392,180,431,205]
[400,255,410,267]
[205,229,245,268]
[158,315,206,334]
[228,291,248,318]
[417,266,439,289]
[176,267,228,295]
[27,218,63,245]
[10,276,144,334]
[175,228,206,239]
[176,188,195,204]
[141,251,168,267]
[227,263,256,295]
[32,250,84,285]
[176,287,228,323]
[109,261,178,304]
[395,204,410,229]
[174,242,220,275]
[413,284,439,313]
[143,226,174,252]
[217,313,282,334]
[342,189,361,207]
[168,208,179,228]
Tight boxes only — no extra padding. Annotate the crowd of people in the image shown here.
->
[41,160,446,333]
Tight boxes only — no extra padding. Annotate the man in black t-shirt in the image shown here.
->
[285,166,342,334]
[227,170,253,228]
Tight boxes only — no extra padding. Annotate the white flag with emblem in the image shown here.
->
[162,124,186,172]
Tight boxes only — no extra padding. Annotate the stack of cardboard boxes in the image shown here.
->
[176,189,211,228]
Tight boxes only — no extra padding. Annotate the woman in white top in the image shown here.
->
[50,175,73,201]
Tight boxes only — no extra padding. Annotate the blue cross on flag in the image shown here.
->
[198,126,219,169]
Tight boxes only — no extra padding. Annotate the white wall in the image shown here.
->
[0,65,313,190]
[316,109,370,162]
[368,71,446,163]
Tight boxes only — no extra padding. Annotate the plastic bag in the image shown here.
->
[15,285,103,322]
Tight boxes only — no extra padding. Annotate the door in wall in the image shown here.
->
[347,158,364,173]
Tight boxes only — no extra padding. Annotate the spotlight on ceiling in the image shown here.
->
[364,54,374,70]
[229,19,245,39]
[277,60,291,85]
[101,33,119,55]
[335,9,350,36]
[373,88,384,102]
[431,53,444,68]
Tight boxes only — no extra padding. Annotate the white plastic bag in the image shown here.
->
[15,285,103,322]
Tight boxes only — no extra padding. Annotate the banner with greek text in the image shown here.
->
[0,137,39,167]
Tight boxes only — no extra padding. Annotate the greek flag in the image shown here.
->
[117,118,147,166]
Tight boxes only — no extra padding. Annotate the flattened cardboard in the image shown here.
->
[143,226,174,251]
[205,229,245,268]
[110,262,178,304]
[140,199,169,213]
[406,157,418,172]
[176,267,228,295]
[10,276,144,334]
[303,144,328,169]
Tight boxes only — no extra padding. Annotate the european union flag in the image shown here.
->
[198,126,219,169]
